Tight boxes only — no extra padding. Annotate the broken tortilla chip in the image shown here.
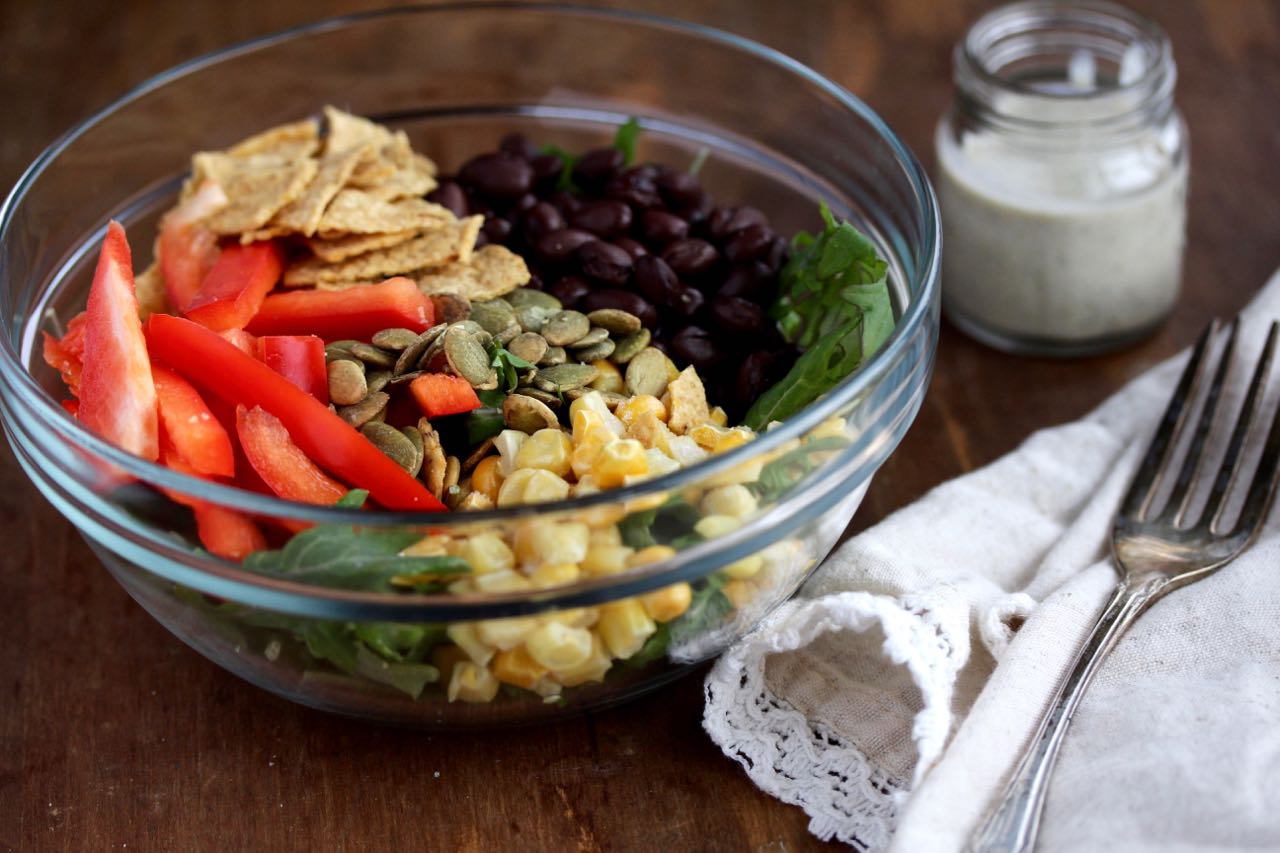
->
[225,118,320,160]
[284,216,482,285]
[269,143,371,236]
[315,190,453,236]
[414,244,530,301]
[306,229,418,263]
[194,152,318,236]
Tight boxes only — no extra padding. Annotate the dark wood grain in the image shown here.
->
[2,1,1277,850]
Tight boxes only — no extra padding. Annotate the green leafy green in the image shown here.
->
[617,495,702,550]
[335,489,369,509]
[688,145,710,177]
[539,144,580,191]
[464,406,506,444]
[613,117,642,166]
[625,574,733,666]
[751,436,851,501]
[488,341,536,395]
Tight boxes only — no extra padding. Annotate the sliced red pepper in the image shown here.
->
[409,373,482,419]
[236,405,347,505]
[41,312,88,396]
[158,439,265,560]
[184,241,286,332]
[152,364,235,478]
[218,328,258,356]
[158,179,227,313]
[256,335,328,404]
[244,277,433,342]
[145,313,445,511]
[61,399,79,417]
[79,222,159,461]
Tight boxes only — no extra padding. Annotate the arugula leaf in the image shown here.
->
[539,143,580,191]
[353,645,439,699]
[335,489,369,509]
[617,495,702,550]
[489,342,535,394]
[464,406,506,444]
[613,117,642,166]
[743,317,865,430]
[688,146,710,177]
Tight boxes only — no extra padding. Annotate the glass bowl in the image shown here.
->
[0,5,940,726]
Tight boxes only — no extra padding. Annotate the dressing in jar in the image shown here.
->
[936,0,1188,356]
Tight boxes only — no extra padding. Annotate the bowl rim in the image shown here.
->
[0,2,940,604]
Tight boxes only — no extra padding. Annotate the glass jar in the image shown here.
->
[936,0,1188,356]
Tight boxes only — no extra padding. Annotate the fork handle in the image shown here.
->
[967,574,1170,853]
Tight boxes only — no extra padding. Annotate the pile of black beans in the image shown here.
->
[426,133,798,421]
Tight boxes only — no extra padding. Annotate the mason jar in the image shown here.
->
[936,0,1188,356]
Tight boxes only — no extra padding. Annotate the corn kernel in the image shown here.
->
[591,438,648,488]
[513,521,589,565]
[597,599,656,658]
[430,643,471,685]
[589,359,625,394]
[400,535,451,557]
[628,545,677,568]
[497,467,571,507]
[528,562,581,588]
[475,615,540,650]
[625,411,674,454]
[551,633,612,687]
[812,416,849,441]
[579,503,628,527]
[491,646,549,690]
[589,526,622,548]
[458,490,494,511]
[533,676,564,698]
[616,394,667,427]
[525,622,594,670]
[662,353,680,381]
[701,484,759,519]
[722,579,753,608]
[694,514,742,539]
[689,424,754,454]
[641,582,693,622]
[572,475,601,497]
[708,406,728,427]
[453,531,515,574]
[470,455,504,503]
[569,391,624,436]
[493,429,529,477]
[571,417,619,479]
[724,553,765,580]
[515,428,573,477]
[472,569,533,593]
[448,661,500,703]
[666,435,708,467]
[705,458,764,488]
[546,607,599,628]
[446,623,494,666]
[581,544,635,576]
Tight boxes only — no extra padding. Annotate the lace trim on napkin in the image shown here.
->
[703,589,968,850]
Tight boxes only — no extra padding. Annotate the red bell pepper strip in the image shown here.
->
[145,313,445,512]
[256,335,328,404]
[78,222,159,461]
[244,277,433,342]
[218,328,258,356]
[158,179,227,313]
[151,364,235,478]
[41,312,88,396]
[236,405,347,505]
[158,440,265,560]
[184,241,286,332]
[409,373,482,419]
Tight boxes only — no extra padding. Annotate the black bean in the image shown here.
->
[426,181,469,218]
[548,275,592,309]
[576,240,633,285]
[633,255,681,305]
[499,132,540,161]
[640,210,690,247]
[582,289,658,329]
[662,238,719,277]
[709,294,766,334]
[512,193,539,213]
[656,170,703,208]
[483,216,513,245]
[736,351,777,403]
[723,224,775,263]
[546,189,583,217]
[614,237,649,260]
[520,202,566,244]
[571,200,633,238]
[530,153,564,188]
[670,326,723,369]
[605,168,663,209]
[676,188,713,225]
[667,284,705,318]
[763,235,789,274]
[572,147,625,190]
[535,228,596,264]
[459,152,534,198]
[710,205,769,240]
[717,262,773,301]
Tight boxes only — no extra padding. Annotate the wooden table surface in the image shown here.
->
[2,1,1277,850]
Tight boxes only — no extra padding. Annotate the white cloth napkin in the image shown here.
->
[703,268,1280,852]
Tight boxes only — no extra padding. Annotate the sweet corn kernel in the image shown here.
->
[545,607,599,628]
[581,544,635,576]
[446,623,494,666]
[513,521,590,565]
[571,475,601,497]
[493,429,529,476]
[447,578,475,595]
[497,467,571,507]
[591,439,648,488]
[448,661,500,703]
[515,428,572,477]
[551,633,612,687]
[430,643,471,685]
[401,535,451,557]
[724,553,765,580]
[666,435,708,467]
[811,416,849,441]
[472,568,533,593]
[704,458,764,488]
[475,615,540,650]
[533,676,564,698]
[625,411,674,454]
[458,490,494,511]
[628,545,677,568]
[722,579,753,608]
[616,394,667,427]
[641,582,693,622]
[623,493,669,515]
[569,391,624,436]
[453,531,515,574]
[470,456,504,503]
[491,646,549,690]
[701,484,759,519]
[689,424,754,454]
[662,353,680,381]
[525,622,594,670]
[597,599,656,659]
[571,417,620,479]
[589,359,625,394]
[589,526,622,548]
[694,514,742,539]
[708,406,728,427]
[528,562,582,588]
[578,503,628,527]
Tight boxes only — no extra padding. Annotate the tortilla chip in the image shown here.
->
[363,161,438,201]
[324,106,394,155]
[284,216,481,285]
[306,229,418,263]
[134,260,168,319]
[194,152,318,236]
[226,118,320,160]
[239,226,294,244]
[666,366,711,435]
[315,190,453,236]
[313,280,374,292]
[414,244,529,301]
[269,143,370,236]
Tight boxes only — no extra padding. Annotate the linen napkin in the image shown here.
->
[703,268,1280,852]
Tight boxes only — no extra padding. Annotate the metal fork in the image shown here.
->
[969,318,1280,853]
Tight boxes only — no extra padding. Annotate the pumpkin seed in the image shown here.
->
[538,345,567,367]
[394,327,439,375]
[505,288,561,312]
[516,304,554,334]
[327,359,368,406]
[534,363,599,392]
[507,332,548,365]
[600,390,628,410]
[586,308,642,336]
[384,370,422,388]
[361,422,419,474]
[625,347,671,397]
[453,320,486,338]
[444,326,492,386]
[366,369,392,395]
[512,386,561,408]
[496,325,521,346]
[541,310,590,346]
[573,339,616,362]
[420,334,449,373]
[469,299,518,336]
[445,484,471,510]
[462,438,495,474]
[431,293,471,325]
[609,328,651,364]
[349,342,397,369]
[338,391,389,428]
[401,425,426,477]
[325,341,361,364]
[370,328,422,352]
[567,326,610,349]
[472,369,500,391]
[503,392,560,434]
[444,455,461,492]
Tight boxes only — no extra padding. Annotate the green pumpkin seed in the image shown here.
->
[567,326,610,349]
[453,320,486,337]
[444,326,492,386]
[362,422,419,474]
[600,390,628,410]
[505,288,561,312]
[609,328,651,364]
[394,326,441,375]
[327,359,368,406]
[366,369,392,395]
[586,308,642,336]
[507,332,548,365]
[574,339,616,362]
[469,299,518,337]
[472,369,500,391]
[541,310,590,347]
[431,293,471,325]
[384,370,422,388]
[496,325,521,346]
[534,362,599,392]
[503,393,560,434]
[512,386,561,408]
[516,304,554,334]
[349,342,397,369]
[325,341,361,364]
[338,391,389,428]
[401,425,426,477]
[538,345,567,367]
[370,327,423,352]
[625,347,671,397]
